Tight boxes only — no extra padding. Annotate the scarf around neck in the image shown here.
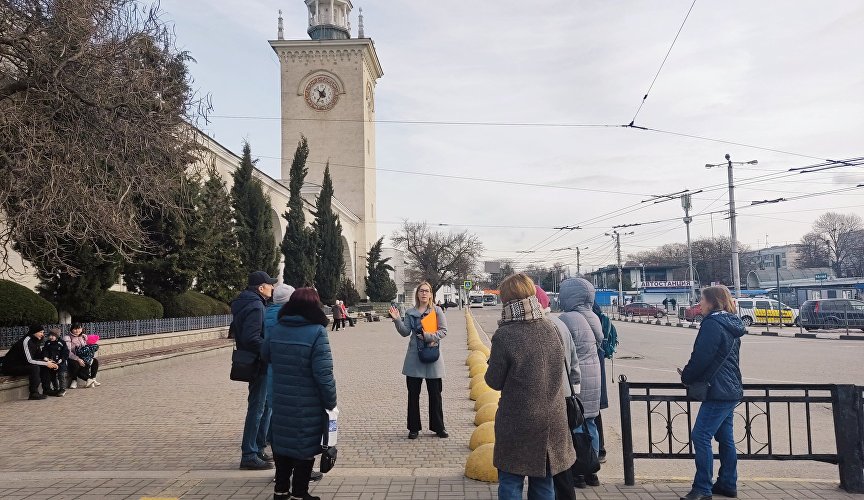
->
[500,295,545,325]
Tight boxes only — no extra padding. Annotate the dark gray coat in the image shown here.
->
[392,305,447,379]
[485,318,577,477]
[558,278,603,418]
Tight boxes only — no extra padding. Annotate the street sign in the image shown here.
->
[463,280,473,290]
[815,273,828,281]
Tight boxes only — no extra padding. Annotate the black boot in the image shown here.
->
[573,474,587,489]
[273,493,289,500]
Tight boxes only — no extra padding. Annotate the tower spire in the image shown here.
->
[277,9,284,40]
[358,7,365,38]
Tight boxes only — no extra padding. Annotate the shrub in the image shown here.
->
[160,291,230,318]
[0,279,59,327]
[85,291,164,321]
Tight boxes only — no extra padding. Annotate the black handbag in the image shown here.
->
[415,329,440,364]
[320,411,338,473]
[685,333,738,401]
[229,349,260,382]
[556,330,584,430]
[571,420,600,474]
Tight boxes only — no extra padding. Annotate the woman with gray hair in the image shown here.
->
[257,284,295,462]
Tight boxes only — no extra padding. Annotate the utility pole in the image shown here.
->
[682,193,697,304]
[606,231,633,307]
[576,247,581,275]
[706,154,758,297]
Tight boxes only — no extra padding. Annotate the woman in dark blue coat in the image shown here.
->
[678,286,746,500]
[262,287,337,500]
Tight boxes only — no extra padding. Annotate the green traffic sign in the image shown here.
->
[463,280,473,290]
[815,273,828,281]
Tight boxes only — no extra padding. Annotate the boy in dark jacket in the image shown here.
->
[42,328,69,396]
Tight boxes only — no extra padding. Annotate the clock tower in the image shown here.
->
[270,1,383,293]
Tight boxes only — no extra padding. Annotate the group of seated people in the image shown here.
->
[0,323,101,400]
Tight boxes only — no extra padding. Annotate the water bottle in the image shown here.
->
[325,407,339,446]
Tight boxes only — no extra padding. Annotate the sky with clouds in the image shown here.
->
[158,0,864,273]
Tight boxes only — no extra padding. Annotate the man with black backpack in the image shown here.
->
[232,271,277,470]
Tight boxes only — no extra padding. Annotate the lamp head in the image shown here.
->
[725,153,731,161]
[705,164,713,169]
[747,160,758,165]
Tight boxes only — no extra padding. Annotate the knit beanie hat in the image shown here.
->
[272,284,296,305]
[28,324,44,336]
[534,285,550,310]
[86,334,100,345]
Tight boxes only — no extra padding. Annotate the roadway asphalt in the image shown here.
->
[470,306,864,483]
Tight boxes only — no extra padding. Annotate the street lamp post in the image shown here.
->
[705,154,758,298]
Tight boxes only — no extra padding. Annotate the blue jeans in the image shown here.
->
[691,400,738,495]
[498,470,554,500]
[241,374,271,460]
[573,417,600,456]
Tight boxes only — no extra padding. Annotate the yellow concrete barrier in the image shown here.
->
[469,362,487,378]
[472,344,491,358]
[474,390,501,411]
[470,380,493,400]
[469,421,496,450]
[465,443,498,482]
[474,402,498,426]
[469,373,487,389]
[466,350,486,366]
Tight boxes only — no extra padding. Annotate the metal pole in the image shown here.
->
[619,376,636,486]
[727,154,742,298]
[615,231,624,309]
[775,255,782,326]
[682,194,697,305]
[576,247,581,275]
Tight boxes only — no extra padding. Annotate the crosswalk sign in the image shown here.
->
[463,280,473,290]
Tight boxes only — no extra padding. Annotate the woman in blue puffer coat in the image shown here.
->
[678,285,745,500]
[263,287,337,500]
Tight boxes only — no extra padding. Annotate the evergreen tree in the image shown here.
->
[312,164,344,304]
[31,241,122,319]
[338,278,361,306]
[281,136,317,287]
[231,142,279,276]
[124,176,205,301]
[195,166,246,303]
[365,237,398,302]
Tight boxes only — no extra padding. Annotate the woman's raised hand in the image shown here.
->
[389,306,401,320]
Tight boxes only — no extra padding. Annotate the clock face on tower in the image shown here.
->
[304,75,339,111]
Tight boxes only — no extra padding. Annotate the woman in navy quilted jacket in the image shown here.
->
[678,285,746,500]
[263,287,337,500]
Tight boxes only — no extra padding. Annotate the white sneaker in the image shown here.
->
[92,380,101,387]
[69,380,78,389]
[85,379,96,388]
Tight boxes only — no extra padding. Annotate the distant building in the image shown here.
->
[742,244,803,270]
[584,264,695,306]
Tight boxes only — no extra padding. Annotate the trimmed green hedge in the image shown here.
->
[0,279,59,327]
[160,291,230,318]
[85,291,164,321]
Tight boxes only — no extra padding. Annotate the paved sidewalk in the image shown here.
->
[0,310,857,498]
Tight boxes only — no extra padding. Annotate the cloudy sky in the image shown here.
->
[159,0,864,273]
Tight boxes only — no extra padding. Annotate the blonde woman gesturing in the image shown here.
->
[389,281,448,439]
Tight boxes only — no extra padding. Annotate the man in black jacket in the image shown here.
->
[233,271,276,470]
[0,325,58,399]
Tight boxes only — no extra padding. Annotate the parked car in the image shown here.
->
[620,302,666,318]
[682,302,704,322]
[736,298,799,327]
[799,298,864,331]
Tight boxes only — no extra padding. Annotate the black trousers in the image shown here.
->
[553,467,577,500]
[2,364,50,394]
[68,358,99,383]
[406,376,444,433]
[274,454,314,497]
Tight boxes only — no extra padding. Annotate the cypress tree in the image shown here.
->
[338,278,361,306]
[195,166,246,303]
[281,136,317,287]
[365,237,398,302]
[123,175,205,301]
[312,164,344,304]
[231,142,279,276]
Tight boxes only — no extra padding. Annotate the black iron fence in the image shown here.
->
[618,376,864,493]
[0,315,232,350]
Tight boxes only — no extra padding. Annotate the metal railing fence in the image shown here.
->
[0,315,232,350]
